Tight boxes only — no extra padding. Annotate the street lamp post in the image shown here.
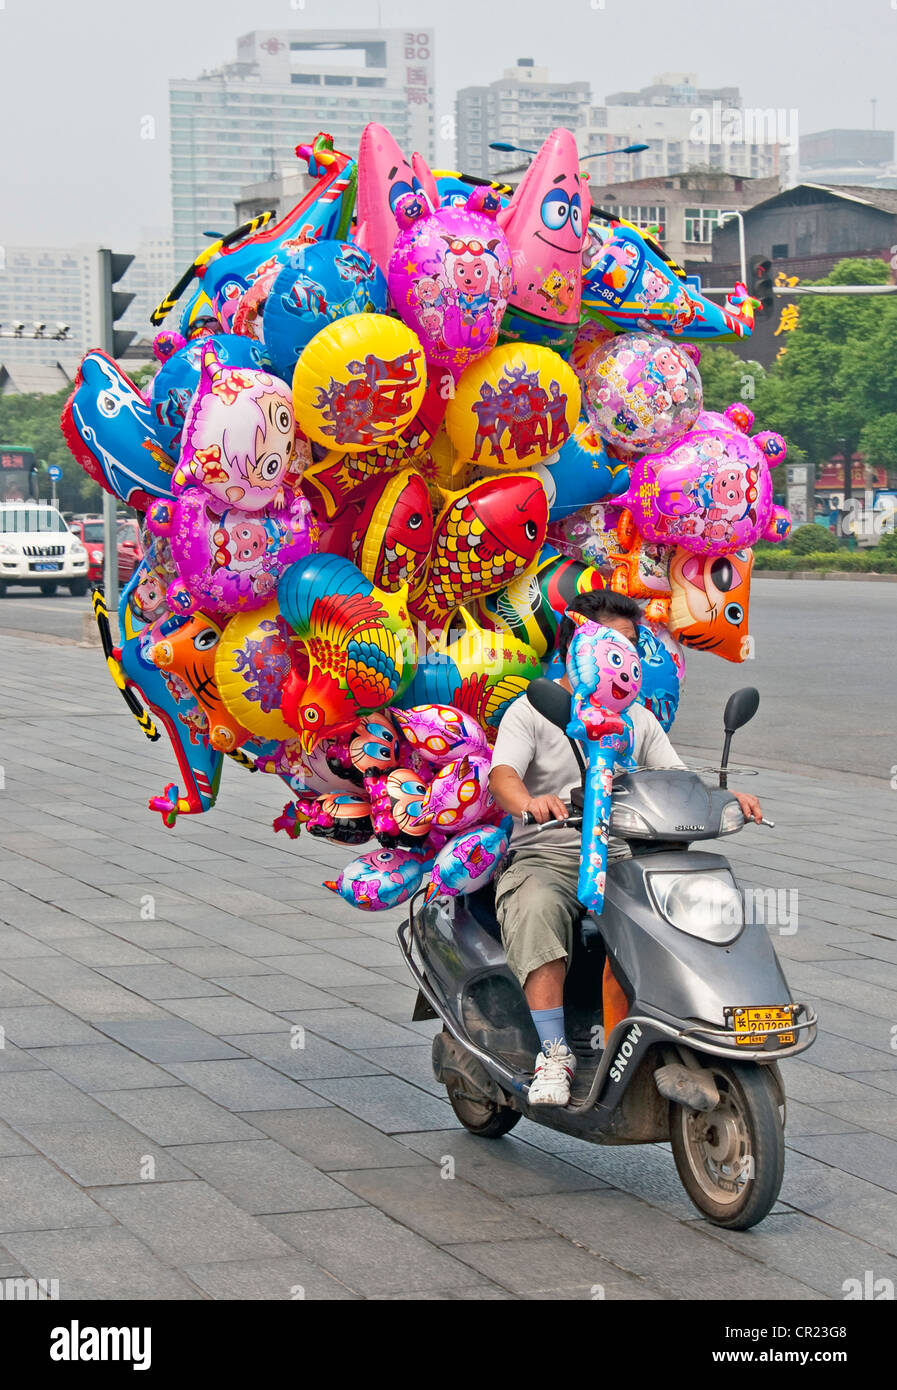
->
[489,140,650,164]
[719,210,747,287]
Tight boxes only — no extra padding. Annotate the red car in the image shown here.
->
[70,516,105,583]
[116,519,144,583]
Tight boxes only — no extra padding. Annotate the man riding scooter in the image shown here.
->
[489,591,764,1108]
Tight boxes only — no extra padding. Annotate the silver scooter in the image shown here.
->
[398,685,817,1230]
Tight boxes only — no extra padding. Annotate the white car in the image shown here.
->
[0,501,90,597]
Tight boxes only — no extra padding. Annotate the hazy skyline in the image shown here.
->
[1,0,895,251]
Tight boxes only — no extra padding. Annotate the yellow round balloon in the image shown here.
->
[445,343,581,471]
[215,601,296,743]
[292,313,427,454]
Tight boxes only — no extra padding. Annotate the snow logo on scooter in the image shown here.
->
[608,1022,643,1083]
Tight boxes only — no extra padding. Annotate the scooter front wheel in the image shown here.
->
[670,1062,784,1231]
[445,1074,522,1139]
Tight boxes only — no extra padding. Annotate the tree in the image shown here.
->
[696,346,765,414]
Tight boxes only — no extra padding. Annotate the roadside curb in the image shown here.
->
[754,569,897,582]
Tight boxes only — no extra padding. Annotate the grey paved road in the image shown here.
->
[2,578,894,778]
[0,632,895,1300]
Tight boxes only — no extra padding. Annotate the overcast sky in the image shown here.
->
[1,0,895,248]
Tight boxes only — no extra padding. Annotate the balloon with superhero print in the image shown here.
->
[445,343,580,472]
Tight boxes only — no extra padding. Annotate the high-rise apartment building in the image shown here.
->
[456,60,590,178]
[0,244,100,367]
[169,28,435,269]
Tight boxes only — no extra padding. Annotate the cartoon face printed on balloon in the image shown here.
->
[421,754,496,834]
[367,768,433,847]
[668,547,754,663]
[354,123,438,274]
[622,404,788,555]
[262,241,388,384]
[147,489,316,618]
[324,847,430,911]
[174,343,301,510]
[581,332,702,454]
[349,712,403,780]
[388,187,513,381]
[565,621,642,713]
[497,128,591,331]
[393,705,489,765]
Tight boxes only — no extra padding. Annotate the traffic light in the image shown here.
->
[748,255,775,315]
[97,248,135,358]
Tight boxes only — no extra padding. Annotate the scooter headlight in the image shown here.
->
[648,870,744,944]
[719,800,747,835]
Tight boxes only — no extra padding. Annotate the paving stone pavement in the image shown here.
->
[0,634,895,1300]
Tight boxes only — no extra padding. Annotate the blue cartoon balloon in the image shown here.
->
[61,352,176,509]
[149,333,268,460]
[534,413,630,519]
[635,622,681,732]
[565,618,641,914]
[583,223,756,343]
[263,241,387,383]
[424,818,512,903]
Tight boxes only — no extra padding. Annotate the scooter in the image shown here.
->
[398,685,817,1230]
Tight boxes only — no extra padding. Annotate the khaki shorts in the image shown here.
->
[494,845,582,987]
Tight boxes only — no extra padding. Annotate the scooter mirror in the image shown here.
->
[723,687,760,735]
[526,677,572,732]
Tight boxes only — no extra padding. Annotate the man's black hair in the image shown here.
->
[555,590,642,664]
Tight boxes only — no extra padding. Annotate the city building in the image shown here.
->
[587,170,781,267]
[0,231,173,371]
[234,169,316,227]
[707,182,897,367]
[456,60,590,178]
[594,73,792,186]
[0,243,101,367]
[170,28,435,267]
[799,128,897,188]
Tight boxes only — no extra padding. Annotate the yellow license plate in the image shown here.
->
[730,1005,796,1046]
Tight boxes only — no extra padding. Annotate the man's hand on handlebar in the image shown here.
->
[734,791,763,824]
[522,794,569,825]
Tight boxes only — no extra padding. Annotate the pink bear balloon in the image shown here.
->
[173,341,308,510]
[146,489,316,618]
[620,403,790,555]
[388,187,513,382]
[581,332,703,455]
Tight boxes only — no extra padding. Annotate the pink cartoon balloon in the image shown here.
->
[620,403,789,555]
[174,342,307,511]
[420,754,497,835]
[497,127,591,339]
[581,332,702,454]
[366,767,434,848]
[388,187,513,382]
[392,704,489,765]
[354,122,437,275]
[146,489,316,618]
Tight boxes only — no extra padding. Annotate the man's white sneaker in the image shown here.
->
[529,1040,576,1106]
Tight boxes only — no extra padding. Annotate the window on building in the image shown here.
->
[772,243,789,259]
[683,207,726,243]
[603,204,667,239]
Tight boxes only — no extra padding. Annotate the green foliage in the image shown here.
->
[789,523,841,554]
[0,361,155,515]
[753,549,897,573]
[693,260,896,490]
[0,384,103,513]
[695,347,765,414]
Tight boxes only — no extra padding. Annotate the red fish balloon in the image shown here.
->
[409,472,548,628]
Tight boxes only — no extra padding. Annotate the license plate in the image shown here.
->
[728,1005,796,1046]
[33,562,60,572]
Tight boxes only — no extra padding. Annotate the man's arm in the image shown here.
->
[637,706,762,823]
[489,763,569,825]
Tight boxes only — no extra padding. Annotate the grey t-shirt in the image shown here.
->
[491,685,685,862]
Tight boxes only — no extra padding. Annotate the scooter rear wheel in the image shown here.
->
[670,1062,784,1230]
[445,1075,522,1139]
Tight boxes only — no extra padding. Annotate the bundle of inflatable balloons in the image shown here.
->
[60,124,790,912]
